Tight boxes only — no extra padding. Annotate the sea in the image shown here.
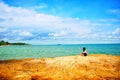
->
[0,44,120,60]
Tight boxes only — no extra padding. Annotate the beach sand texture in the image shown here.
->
[0,54,120,80]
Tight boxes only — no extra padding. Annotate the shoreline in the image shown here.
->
[0,54,119,61]
[0,54,120,80]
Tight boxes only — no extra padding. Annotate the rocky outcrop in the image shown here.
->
[0,54,120,80]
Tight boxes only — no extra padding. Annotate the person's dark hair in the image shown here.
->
[83,47,86,51]
[84,53,87,56]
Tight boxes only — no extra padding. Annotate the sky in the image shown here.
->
[0,0,120,44]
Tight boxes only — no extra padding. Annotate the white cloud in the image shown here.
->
[0,1,120,43]
[0,1,92,35]
[108,9,120,17]
[1,38,9,41]
[100,28,120,41]
[19,31,34,37]
[48,31,68,37]
[98,18,120,22]
[0,27,7,32]
[30,5,48,10]
[108,9,120,14]
[112,28,120,35]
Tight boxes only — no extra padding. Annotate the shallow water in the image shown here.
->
[0,44,120,60]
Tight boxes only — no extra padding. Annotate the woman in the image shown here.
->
[80,47,87,56]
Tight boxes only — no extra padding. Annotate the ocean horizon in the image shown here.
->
[0,44,120,60]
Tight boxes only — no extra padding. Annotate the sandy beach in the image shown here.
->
[0,54,120,80]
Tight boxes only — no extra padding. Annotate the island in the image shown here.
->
[0,40,29,46]
[0,54,119,80]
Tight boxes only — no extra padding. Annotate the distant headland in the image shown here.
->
[0,40,30,46]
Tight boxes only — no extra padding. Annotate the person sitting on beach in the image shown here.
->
[80,47,87,56]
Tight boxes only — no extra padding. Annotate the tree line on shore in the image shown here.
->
[0,40,29,46]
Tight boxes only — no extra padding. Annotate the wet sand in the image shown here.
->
[0,54,120,80]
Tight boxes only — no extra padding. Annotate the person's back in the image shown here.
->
[81,47,87,56]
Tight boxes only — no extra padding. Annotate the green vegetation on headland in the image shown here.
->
[0,40,30,46]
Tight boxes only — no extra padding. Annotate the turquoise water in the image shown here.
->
[0,44,120,60]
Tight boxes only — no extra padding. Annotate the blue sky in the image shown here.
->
[0,0,120,44]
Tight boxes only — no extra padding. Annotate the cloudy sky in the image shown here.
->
[0,0,120,44]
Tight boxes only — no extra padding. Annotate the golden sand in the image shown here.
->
[0,54,120,80]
